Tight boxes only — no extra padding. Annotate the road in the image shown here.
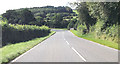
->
[12,29,118,62]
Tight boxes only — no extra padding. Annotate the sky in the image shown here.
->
[0,0,77,14]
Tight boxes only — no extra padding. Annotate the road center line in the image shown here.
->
[63,32,86,62]
[71,47,86,62]
[63,35,70,45]
[66,41,70,45]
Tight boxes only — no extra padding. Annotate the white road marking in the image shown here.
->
[63,33,70,45]
[71,47,86,62]
[88,41,118,52]
[66,41,70,45]
[11,42,42,62]
[69,31,118,52]
[63,32,86,62]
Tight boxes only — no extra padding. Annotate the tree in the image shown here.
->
[52,13,63,28]
[77,2,95,32]
[20,9,36,24]
[87,2,118,29]
[2,10,19,24]
[118,2,120,25]
[2,6,74,28]
[65,6,73,13]
[67,18,77,29]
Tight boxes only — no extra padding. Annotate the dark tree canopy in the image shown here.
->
[20,9,36,24]
[2,9,36,25]
[2,6,76,28]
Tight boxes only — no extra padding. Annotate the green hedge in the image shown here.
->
[1,21,50,46]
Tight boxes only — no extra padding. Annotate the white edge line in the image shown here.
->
[11,43,41,62]
[69,31,118,52]
[88,41,118,51]
[12,33,56,62]
[71,47,86,62]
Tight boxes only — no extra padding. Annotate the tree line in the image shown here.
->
[2,6,77,28]
[1,6,78,46]
[69,2,119,43]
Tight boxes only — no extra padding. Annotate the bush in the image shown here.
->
[77,24,88,35]
[103,24,118,43]
[89,20,118,43]
[67,18,77,30]
[1,20,50,46]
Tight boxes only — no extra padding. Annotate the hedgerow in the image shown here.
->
[89,21,118,43]
[1,20,50,46]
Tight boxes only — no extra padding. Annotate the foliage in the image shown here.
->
[71,30,118,50]
[86,2,119,43]
[20,9,36,24]
[87,2,118,29]
[73,10,79,14]
[29,6,73,14]
[67,18,77,30]
[77,24,88,35]
[29,16,45,26]
[70,2,119,44]
[52,13,63,28]
[0,31,55,64]
[77,2,96,31]
[2,9,36,25]
[28,6,74,28]
[1,20,50,46]
[2,6,76,28]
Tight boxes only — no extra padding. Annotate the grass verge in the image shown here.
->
[70,30,119,50]
[0,31,56,64]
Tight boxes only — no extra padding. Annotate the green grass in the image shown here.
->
[70,30,119,50]
[0,31,55,64]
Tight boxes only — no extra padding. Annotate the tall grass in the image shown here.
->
[1,20,50,46]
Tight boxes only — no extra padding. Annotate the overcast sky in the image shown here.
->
[0,0,77,14]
